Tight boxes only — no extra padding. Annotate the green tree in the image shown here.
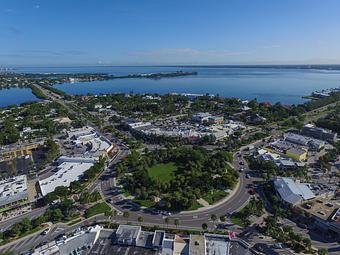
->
[123,211,130,223]
[20,218,32,233]
[318,248,328,255]
[219,215,226,222]
[51,208,64,222]
[137,216,144,225]
[164,217,170,228]
[174,219,180,229]
[202,223,208,231]
[211,214,217,225]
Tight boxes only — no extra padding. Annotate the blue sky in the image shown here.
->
[1,0,340,66]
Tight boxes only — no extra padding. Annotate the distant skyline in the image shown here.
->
[1,0,340,66]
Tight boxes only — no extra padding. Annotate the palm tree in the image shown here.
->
[137,216,144,226]
[174,219,180,229]
[202,223,208,231]
[123,211,130,223]
[164,217,170,228]
[211,214,217,227]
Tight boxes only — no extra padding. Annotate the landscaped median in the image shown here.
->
[85,202,112,218]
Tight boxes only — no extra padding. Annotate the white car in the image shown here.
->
[41,228,51,235]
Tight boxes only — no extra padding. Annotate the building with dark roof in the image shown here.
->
[302,124,337,143]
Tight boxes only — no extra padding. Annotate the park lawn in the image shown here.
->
[85,202,111,218]
[147,162,177,183]
[133,198,156,208]
[202,190,228,205]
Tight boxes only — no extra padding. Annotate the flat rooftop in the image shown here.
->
[298,197,340,221]
[38,159,94,196]
[189,234,205,255]
[205,234,255,255]
[116,225,141,241]
[0,175,28,207]
[205,234,229,255]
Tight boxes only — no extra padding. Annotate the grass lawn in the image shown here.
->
[186,201,203,211]
[85,202,111,218]
[147,162,177,183]
[67,218,82,226]
[202,190,228,205]
[133,198,156,208]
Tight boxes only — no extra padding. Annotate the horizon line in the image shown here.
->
[6,63,340,69]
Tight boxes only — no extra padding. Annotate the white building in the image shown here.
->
[273,177,315,206]
[0,175,28,209]
[32,225,102,255]
[67,126,115,159]
[38,157,95,196]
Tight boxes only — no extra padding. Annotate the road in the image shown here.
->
[36,83,256,230]
[99,149,255,230]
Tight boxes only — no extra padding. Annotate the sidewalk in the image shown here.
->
[179,178,241,215]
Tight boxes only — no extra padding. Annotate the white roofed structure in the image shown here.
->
[274,177,315,205]
[38,157,94,196]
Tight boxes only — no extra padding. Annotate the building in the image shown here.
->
[302,124,337,143]
[173,235,189,255]
[192,112,211,123]
[284,133,325,151]
[208,116,224,125]
[38,157,95,196]
[67,126,96,140]
[205,234,255,255]
[297,197,340,239]
[115,225,141,246]
[273,177,315,206]
[53,117,72,125]
[189,235,205,255]
[269,139,308,161]
[0,175,28,212]
[152,230,165,249]
[286,147,308,161]
[67,126,115,159]
[0,140,44,162]
[110,225,256,255]
[32,225,102,255]
[258,148,305,171]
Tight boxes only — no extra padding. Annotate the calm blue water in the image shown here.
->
[6,66,340,106]
[0,87,39,107]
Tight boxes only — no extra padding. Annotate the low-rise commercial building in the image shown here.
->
[0,175,28,211]
[205,234,255,255]
[269,140,308,161]
[0,140,44,162]
[286,147,308,161]
[112,225,255,255]
[302,124,337,143]
[32,225,102,255]
[38,157,95,196]
[273,177,315,206]
[284,133,325,151]
[208,116,224,124]
[67,126,115,159]
[192,112,211,123]
[115,225,141,246]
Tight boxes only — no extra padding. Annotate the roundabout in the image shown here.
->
[100,147,255,229]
